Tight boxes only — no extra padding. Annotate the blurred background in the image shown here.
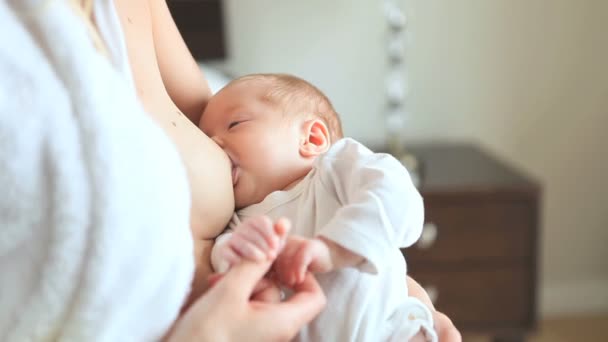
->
[171,0,608,340]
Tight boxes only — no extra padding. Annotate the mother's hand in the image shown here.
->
[168,259,326,342]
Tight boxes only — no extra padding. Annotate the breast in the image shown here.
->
[114,0,234,239]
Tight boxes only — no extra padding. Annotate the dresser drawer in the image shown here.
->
[405,200,535,263]
[410,267,533,330]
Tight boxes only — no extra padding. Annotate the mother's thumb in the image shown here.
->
[219,259,273,300]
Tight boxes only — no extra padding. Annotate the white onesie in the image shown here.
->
[212,138,437,341]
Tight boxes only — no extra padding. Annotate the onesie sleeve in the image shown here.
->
[316,138,424,274]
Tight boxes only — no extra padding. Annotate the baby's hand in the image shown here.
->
[217,216,289,268]
[273,236,332,287]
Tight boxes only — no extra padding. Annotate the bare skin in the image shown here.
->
[113,0,234,305]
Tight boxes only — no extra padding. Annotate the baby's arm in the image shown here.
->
[273,235,363,286]
[315,139,424,274]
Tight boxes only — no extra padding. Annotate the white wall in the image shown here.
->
[408,0,608,316]
[216,0,608,316]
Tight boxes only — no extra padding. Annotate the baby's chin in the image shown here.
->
[234,188,267,210]
[234,191,254,210]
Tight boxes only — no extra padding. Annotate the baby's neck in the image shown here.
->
[238,168,312,211]
[281,163,315,192]
[282,175,306,191]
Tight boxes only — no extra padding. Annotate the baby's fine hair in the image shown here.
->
[230,73,343,143]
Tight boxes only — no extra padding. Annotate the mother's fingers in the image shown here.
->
[207,272,223,288]
[254,271,326,335]
[219,259,274,302]
[251,278,282,302]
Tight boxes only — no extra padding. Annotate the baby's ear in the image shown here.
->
[300,119,330,158]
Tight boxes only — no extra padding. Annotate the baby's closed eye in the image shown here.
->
[228,121,241,129]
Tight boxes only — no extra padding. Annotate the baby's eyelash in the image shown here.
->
[228,121,240,129]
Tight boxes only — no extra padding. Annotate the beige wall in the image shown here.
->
[217,0,608,316]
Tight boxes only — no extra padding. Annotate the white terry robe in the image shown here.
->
[0,0,194,341]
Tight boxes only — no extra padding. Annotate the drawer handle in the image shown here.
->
[417,222,438,249]
[424,285,439,305]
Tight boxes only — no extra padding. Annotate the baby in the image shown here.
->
[200,73,437,341]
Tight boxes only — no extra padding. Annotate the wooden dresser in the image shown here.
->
[400,144,541,342]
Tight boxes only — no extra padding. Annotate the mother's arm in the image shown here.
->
[114,0,235,303]
[115,0,234,239]
[149,0,212,123]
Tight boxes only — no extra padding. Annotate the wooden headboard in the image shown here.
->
[168,0,226,60]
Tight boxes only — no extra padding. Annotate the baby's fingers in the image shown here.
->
[294,245,314,284]
[247,216,280,252]
[237,227,276,259]
[229,233,266,261]
[274,218,291,241]
[274,252,297,286]
[221,246,242,266]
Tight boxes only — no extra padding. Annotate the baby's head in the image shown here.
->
[200,73,342,209]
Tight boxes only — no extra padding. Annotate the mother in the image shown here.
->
[0,0,459,340]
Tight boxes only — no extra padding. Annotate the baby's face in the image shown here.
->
[200,82,308,209]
